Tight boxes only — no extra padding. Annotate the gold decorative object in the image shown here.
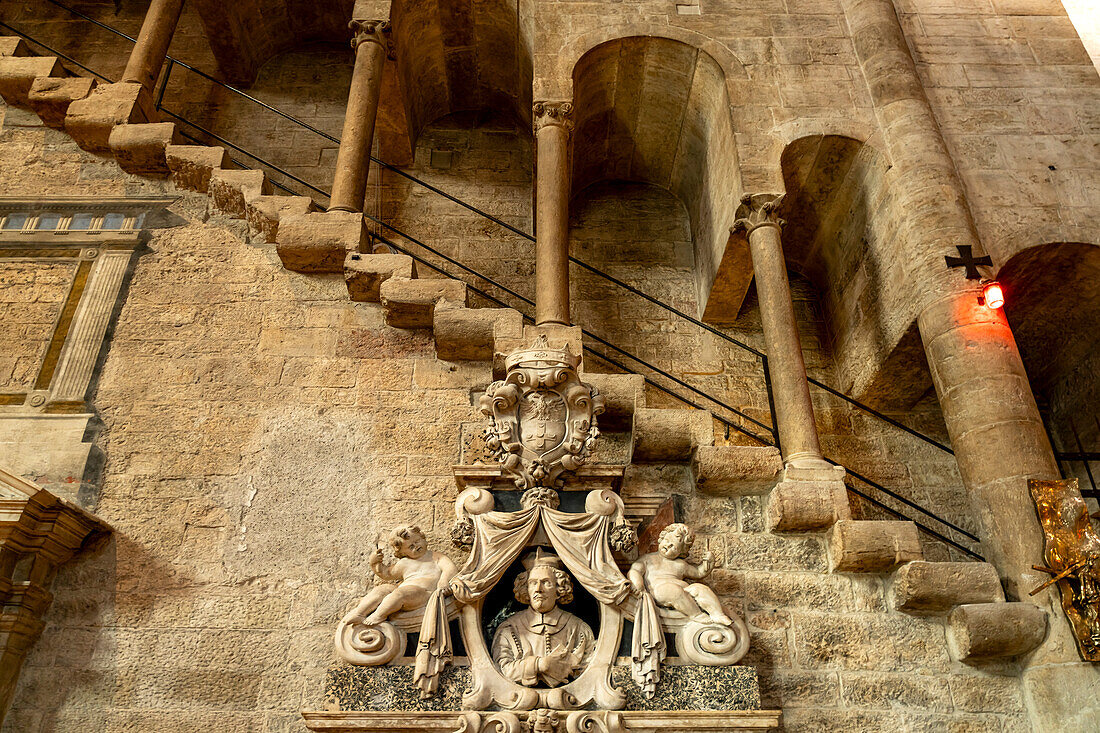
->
[1028,478,1100,661]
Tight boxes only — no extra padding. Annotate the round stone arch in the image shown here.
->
[567,35,745,313]
[389,0,534,147]
[544,24,749,102]
[996,241,1100,466]
[777,133,929,408]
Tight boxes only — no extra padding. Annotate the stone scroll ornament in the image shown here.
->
[1029,478,1100,661]
[479,335,605,489]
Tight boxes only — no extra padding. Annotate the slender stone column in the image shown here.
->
[734,194,827,469]
[121,0,185,92]
[533,101,574,326]
[328,20,389,213]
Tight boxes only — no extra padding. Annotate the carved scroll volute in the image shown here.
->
[479,335,605,489]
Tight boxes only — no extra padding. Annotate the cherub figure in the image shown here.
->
[342,525,458,626]
[629,523,732,626]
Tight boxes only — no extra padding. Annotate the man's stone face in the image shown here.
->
[527,567,558,613]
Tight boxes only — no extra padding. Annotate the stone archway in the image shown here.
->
[389,0,534,148]
[999,242,1100,494]
[570,36,742,314]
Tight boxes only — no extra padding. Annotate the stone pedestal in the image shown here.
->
[307,664,779,731]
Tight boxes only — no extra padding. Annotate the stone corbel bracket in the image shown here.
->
[0,466,111,723]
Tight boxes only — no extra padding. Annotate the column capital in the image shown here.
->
[733,193,785,235]
[350,19,391,54]
[533,100,574,135]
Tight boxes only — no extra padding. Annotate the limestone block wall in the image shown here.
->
[0,96,1027,731]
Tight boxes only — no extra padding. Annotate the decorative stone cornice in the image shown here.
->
[350,19,391,54]
[533,101,574,135]
[732,193,785,236]
[0,467,110,724]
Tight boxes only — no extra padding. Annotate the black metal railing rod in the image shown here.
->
[27,5,958,460]
[806,377,954,455]
[369,220,774,436]
[367,218,536,308]
[369,230,776,448]
[1056,452,1100,461]
[830,459,981,542]
[568,257,765,358]
[161,109,331,199]
[844,484,984,561]
[0,21,113,82]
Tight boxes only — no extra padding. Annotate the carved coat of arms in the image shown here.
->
[479,335,604,489]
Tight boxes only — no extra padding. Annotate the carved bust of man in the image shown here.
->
[491,550,595,688]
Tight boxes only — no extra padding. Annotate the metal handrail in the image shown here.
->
[38,0,956,460]
[6,13,982,559]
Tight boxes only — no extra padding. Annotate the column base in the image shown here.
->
[766,464,849,532]
[64,81,154,152]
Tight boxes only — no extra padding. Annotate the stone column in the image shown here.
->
[843,0,1099,726]
[121,0,186,92]
[328,20,389,213]
[734,194,827,469]
[533,101,574,326]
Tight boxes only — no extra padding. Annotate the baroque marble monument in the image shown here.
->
[325,336,764,731]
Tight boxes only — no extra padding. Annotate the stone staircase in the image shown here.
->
[0,36,1049,666]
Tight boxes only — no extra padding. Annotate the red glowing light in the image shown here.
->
[983,281,1004,309]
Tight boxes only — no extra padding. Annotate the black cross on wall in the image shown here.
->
[945,245,993,280]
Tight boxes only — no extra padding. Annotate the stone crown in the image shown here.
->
[505,334,580,371]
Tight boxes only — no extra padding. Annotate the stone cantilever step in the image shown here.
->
[581,373,645,432]
[109,122,182,176]
[0,37,31,57]
[828,519,923,573]
[166,144,231,193]
[890,560,1005,615]
[209,169,272,218]
[630,407,712,463]
[380,277,468,329]
[947,602,1047,661]
[0,54,64,106]
[345,252,416,303]
[247,195,313,243]
[28,76,96,128]
[693,445,783,496]
[433,303,523,362]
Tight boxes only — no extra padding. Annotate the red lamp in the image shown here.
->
[980,280,1004,310]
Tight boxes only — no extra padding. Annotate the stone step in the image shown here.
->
[65,81,152,152]
[277,210,367,274]
[766,475,851,532]
[109,122,182,176]
[246,194,313,243]
[0,55,64,106]
[345,252,416,303]
[433,303,523,361]
[890,561,1004,615]
[581,372,645,432]
[209,168,271,218]
[946,602,1047,661]
[630,407,712,463]
[692,445,783,496]
[828,519,922,573]
[0,37,31,57]
[165,144,230,193]
[380,277,468,329]
[27,75,96,128]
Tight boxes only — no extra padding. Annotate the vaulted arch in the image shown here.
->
[570,36,742,313]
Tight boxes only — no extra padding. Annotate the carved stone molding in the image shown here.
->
[300,710,783,732]
[731,193,785,236]
[0,467,110,724]
[533,101,575,135]
[350,20,391,54]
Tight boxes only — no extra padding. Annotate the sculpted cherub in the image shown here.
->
[342,525,458,626]
[629,523,732,626]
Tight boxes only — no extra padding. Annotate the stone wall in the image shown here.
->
[0,261,75,393]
